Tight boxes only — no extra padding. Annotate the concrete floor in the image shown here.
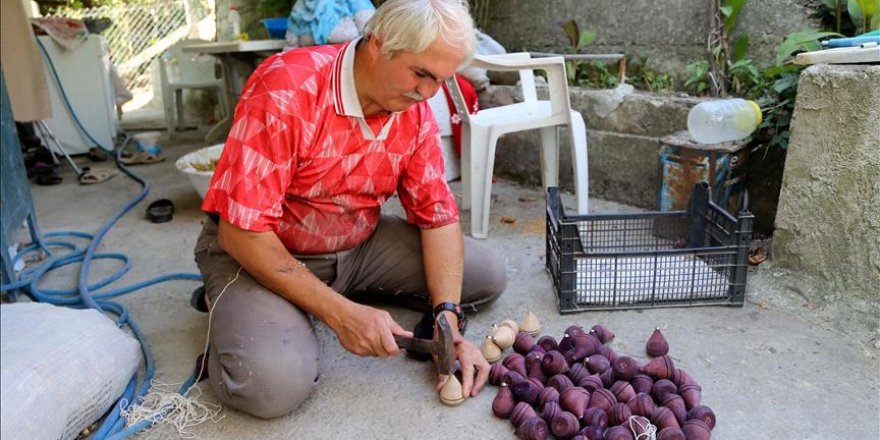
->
[20,128,879,439]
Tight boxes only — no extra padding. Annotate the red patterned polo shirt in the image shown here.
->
[202,39,459,254]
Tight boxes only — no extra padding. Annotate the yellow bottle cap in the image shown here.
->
[748,100,763,126]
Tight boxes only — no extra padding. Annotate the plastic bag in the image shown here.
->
[0,303,141,440]
[285,0,376,49]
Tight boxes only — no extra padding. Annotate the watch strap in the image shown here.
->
[433,302,466,333]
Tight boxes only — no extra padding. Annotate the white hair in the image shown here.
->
[364,0,476,66]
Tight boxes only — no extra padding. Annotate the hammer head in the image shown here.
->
[394,313,457,376]
[433,313,456,376]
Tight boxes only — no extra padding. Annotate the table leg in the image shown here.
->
[202,51,274,144]
[204,117,232,144]
[203,56,238,143]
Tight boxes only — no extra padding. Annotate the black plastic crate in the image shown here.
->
[545,184,753,313]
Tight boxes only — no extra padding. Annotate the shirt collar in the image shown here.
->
[331,37,364,117]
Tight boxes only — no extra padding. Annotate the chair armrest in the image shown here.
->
[458,53,574,119]
[529,52,625,62]
[467,53,569,105]
[530,52,628,81]
[471,53,566,72]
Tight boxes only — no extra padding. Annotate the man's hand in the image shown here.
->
[330,302,413,358]
[435,314,490,398]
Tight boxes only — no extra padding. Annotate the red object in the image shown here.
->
[203,40,458,254]
[440,75,478,157]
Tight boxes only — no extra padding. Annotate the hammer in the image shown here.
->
[394,313,456,376]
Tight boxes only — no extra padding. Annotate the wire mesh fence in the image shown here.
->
[51,1,214,95]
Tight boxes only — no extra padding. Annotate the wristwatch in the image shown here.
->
[433,302,467,334]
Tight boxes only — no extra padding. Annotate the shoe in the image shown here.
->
[190,285,208,313]
[194,352,209,382]
[407,311,434,362]
[33,163,62,185]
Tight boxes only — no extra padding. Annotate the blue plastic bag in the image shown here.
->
[286,0,375,47]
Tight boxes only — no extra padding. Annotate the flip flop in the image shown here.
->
[146,199,174,223]
[79,167,117,185]
[120,151,165,165]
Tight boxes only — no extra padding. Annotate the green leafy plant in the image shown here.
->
[619,55,673,93]
[721,0,750,63]
[847,0,880,32]
[751,65,801,151]
[705,0,750,95]
[684,60,709,95]
[815,0,880,34]
[775,29,842,64]
[728,58,762,96]
[561,20,598,54]
[751,20,865,153]
[560,19,598,84]
[815,0,857,34]
[720,0,747,35]
[574,61,619,89]
[638,70,674,93]
[747,27,841,153]
[745,61,806,235]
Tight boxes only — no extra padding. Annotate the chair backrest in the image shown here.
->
[497,52,538,103]
[159,39,221,85]
[446,52,573,125]
[444,77,470,122]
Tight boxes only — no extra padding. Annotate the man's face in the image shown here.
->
[368,38,465,113]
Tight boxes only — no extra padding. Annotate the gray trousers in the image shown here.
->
[193,215,506,418]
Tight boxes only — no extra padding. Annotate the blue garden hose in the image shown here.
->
[0,37,206,439]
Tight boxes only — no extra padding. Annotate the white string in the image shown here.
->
[193,266,243,385]
[121,267,242,437]
[628,415,658,440]
[120,380,224,439]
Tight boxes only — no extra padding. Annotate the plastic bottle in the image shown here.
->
[227,7,241,41]
[687,98,763,144]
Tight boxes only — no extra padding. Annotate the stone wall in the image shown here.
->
[483,0,817,73]
[480,84,698,209]
[772,65,880,305]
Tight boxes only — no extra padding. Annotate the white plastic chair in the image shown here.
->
[445,52,589,239]
[159,39,229,134]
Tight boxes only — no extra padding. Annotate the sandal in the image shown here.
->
[146,198,174,223]
[79,167,117,185]
[120,152,164,165]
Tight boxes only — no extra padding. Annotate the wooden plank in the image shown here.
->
[795,44,880,65]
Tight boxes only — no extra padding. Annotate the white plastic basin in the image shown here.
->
[175,143,224,199]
